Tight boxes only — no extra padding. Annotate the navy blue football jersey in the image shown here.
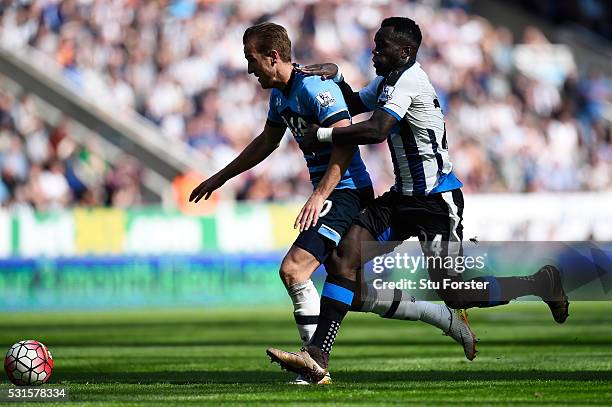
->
[267,72,372,190]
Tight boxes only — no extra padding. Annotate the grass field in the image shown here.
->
[1,302,612,406]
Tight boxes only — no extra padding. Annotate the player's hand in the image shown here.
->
[294,192,325,232]
[189,173,226,203]
[294,63,339,80]
[302,124,322,153]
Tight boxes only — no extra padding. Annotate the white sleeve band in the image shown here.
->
[316,127,334,143]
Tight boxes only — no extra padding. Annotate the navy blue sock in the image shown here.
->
[473,276,510,307]
[497,275,540,299]
[309,275,356,357]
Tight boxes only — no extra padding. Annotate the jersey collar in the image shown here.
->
[383,57,418,85]
[281,69,297,97]
[387,58,416,77]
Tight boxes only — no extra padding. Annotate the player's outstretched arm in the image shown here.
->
[307,109,396,147]
[295,63,369,116]
[189,123,285,203]
[294,119,354,231]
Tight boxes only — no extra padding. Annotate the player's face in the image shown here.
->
[372,26,406,76]
[244,41,275,89]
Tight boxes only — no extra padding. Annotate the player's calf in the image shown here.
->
[286,280,320,344]
[280,246,323,344]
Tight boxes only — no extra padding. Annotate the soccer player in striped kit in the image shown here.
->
[191,22,479,384]
[267,17,569,383]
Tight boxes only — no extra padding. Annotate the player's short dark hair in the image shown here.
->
[243,22,292,62]
[381,17,422,52]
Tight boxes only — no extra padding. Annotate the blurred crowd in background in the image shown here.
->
[519,0,611,41]
[0,87,144,209]
[0,0,611,209]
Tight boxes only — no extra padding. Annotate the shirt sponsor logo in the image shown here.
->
[316,90,336,107]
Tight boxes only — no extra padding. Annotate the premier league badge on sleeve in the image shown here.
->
[378,85,395,103]
[316,90,336,107]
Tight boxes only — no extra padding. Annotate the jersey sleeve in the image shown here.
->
[376,73,418,122]
[357,76,384,111]
[303,79,350,127]
[266,91,286,128]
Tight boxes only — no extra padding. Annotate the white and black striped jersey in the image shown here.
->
[358,61,462,196]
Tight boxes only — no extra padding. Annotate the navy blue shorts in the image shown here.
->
[293,187,374,263]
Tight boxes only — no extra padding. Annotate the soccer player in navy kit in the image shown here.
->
[190,22,478,383]
[267,17,569,383]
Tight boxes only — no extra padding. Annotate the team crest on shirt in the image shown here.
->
[316,90,336,107]
[378,85,395,103]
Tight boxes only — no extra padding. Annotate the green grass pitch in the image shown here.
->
[1,302,611,406]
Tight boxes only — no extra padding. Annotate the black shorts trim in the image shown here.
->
[321,110,350,127]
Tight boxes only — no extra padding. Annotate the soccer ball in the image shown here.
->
[4,340,53,386]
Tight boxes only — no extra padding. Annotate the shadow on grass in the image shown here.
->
[6,338,611,347]
[52,369,612,385]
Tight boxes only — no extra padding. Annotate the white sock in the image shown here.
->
[287,279,320,345]
[418,301,452,331]
[361,288,451,331]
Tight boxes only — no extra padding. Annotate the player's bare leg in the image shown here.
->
[280,246,322,345]
[278,245,329,384]
[268,226,362,382]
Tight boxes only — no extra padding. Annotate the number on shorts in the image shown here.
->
[319,200,332,217]
[430,234,443,257]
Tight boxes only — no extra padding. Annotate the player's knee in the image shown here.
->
[328,242,360,280]
[339,241,361,267]
[327,250,356,280]
[324,250,342,277]
[279,255,301,287]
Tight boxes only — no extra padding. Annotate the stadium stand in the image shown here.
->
[0,79,144,209]
[0,0,610,206]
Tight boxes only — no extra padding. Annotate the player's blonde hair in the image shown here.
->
[243,22,292,62]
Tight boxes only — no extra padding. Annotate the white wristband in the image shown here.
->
[332,67,343,83]
[316,127,333,143]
